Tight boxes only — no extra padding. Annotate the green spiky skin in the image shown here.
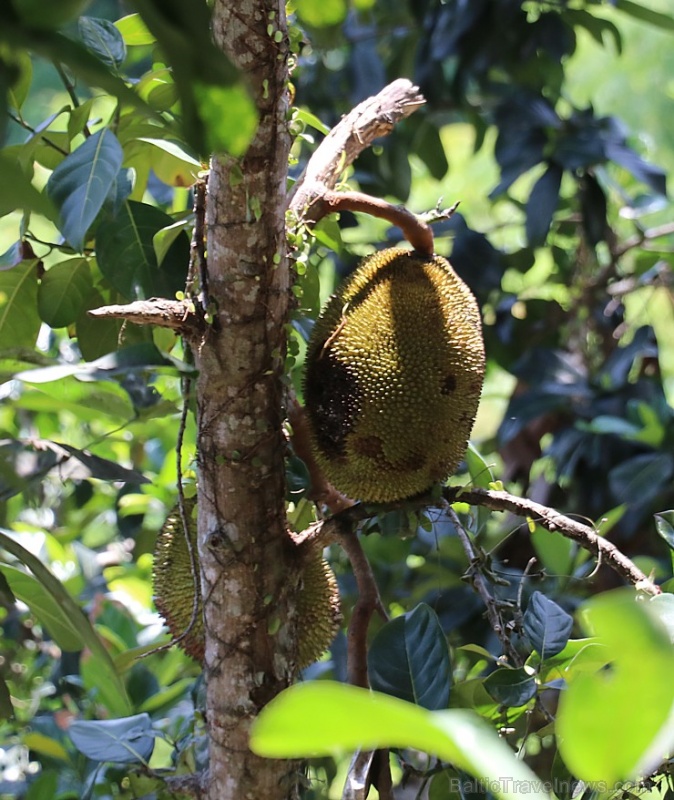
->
[153,498,204,662]
[153,501,341,668]
[304,247,485,503]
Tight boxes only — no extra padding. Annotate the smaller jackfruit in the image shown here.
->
[153,497,204,662]
[303,247,485,503]
[153,500,341,668]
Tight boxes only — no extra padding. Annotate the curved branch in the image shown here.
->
[294,482,661,596]
[322,189,434,257]
[447,486,660,595]
[289,78,425,218]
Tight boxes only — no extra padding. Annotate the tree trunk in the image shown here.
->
[194,1,298,798]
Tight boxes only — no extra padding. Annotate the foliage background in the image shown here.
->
[0,0,673,798]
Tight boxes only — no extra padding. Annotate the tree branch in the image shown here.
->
[446,485,660,595]
[294,482,661,597]
[449,508,522,665]
[87,298,201,335]
[289,78,425,218]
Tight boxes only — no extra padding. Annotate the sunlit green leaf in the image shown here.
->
[251,682,548,800]
[114,13,156,46]
[557,590,674,783]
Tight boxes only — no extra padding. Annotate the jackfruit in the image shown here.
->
[303,247,485,503]
[153,497,204,662]
[153,500,341,667]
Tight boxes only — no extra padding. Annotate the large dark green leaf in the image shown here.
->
[46,129,123,251]
[526,163,563,247]
[608,453,674,508]
[96,200,189,300]
[78,17,126,68]
[69,714,155,763]
[37,258,93,327]
[523,591,573,659]
[484,667,537,707]
[0,261,40,350]
[368,603,451,711]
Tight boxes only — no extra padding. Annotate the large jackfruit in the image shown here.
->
[304,247,485,503]
[153,499,341,668]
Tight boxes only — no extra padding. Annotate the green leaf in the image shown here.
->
[0,154,56,219]
[294,107,330,135]
[484,667,537,707]
[78,17,126,68]
[523,591,573,659]
[557,591,674,783]
[76,289,123,360]
[615,0,674,31]
[526,164,563,247]
[46,129,123,251]
[0,565,84,651]
[96,200,189,300]
[136,138,201,187]
[69,714,154,764]
[16,342,195,383]
[294,0,347,27]
[114,13,156,46]
[655,511,674,551]
[0,261,41,350]
[37,258,93,328]
[195,83,258,157]
[0,530,131,715]
[251,682,548,800]
[7,50,32,110]
[153,218,193,267]
[531,525,575,577]
[368,604,452,711]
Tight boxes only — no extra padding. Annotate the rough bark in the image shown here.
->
[194,2,298,799]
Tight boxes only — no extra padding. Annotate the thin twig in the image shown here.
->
[55,62,91,138]
[449,508,522,665]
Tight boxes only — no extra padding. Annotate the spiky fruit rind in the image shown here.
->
[304,247,485,503]
[296,551,342,669]
[153,498,204,662]
[153,501,341,668]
